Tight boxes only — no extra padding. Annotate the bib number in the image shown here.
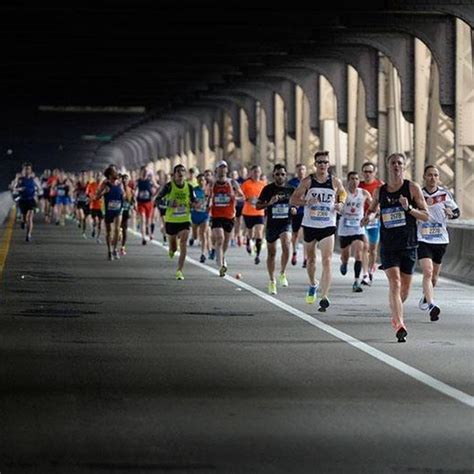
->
[108,200,121,211]
[420,222,442,239]
[138,190,150,200]
[343,216,360,228]
[382,206,406,228]
[214,193,231,206]
[309,205,330,222]
[272,203,289,219]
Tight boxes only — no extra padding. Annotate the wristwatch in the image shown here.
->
[406,204,413,212]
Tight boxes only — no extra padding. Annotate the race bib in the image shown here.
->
[381,206,406,228]
[214,193,231,206]
[366,220,379,230]
[420,222,442,239]
[122,202,131,211]
[57,189,65,197]
[108,200,122,211]
[309,205,331,222]
[173,205,187,217]
[272,203,289,219]
[138,190,150,200]
[343,216,360,228]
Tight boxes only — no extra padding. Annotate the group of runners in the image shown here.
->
[10,150,459,342]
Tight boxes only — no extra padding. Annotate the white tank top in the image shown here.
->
[338,188,365,236]
[302,174,337,229]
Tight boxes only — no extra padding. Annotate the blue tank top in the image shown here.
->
[18,177,36,200]
[191,186,209,218]
[104,181,123,212]
[137,179,153,203]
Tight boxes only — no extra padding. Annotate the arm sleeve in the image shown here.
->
[188,183,197,202]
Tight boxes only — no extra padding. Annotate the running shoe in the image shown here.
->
[169,250,176,259]
[352,282,363,293]
[120,247,127,256]
[246,240,252,255]
[361,274,371,286]
[25,234,31,242]
[254,256,260,265]
[199,254,206,263]
[107,251,113,261]
[268,280,277,295]
[418,295,429,311]
[396,326,408,343]
[176,270,184,280]
[302,259,307,269]
[318,296,330,312]
[219,265,227,277]
[305,284,319,304]
[278,273,289,287]
[291,252,297,266]
[112,250,120,260]
[369,272,374,283]
[189,238,194,246]
[82,232,87,239]
[142,239,147,245]
[340,262,347,275]
[96,238,102,244]
[428,304,441,322]
[230,239,236,247]
[208,248,216,260]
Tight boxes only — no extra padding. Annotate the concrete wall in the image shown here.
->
[0,192,14,226]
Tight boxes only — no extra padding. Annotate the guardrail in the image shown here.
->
[0,191,14,226]
[440,223,474,285]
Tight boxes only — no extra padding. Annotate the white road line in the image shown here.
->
[131,230,474,408]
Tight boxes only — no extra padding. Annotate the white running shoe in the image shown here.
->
[418,295,429,311]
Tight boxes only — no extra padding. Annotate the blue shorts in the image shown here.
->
[191,212,209,226]
[365,222,380,245]
[55,196,70,206]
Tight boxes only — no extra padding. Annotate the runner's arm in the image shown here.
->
[289,177,310,207]
[405,182,429,222]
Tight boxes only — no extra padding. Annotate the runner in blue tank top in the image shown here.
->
[14,162,42,241]
[96,165,124,261]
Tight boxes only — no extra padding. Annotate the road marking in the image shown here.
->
[0,207,16,279]
[130,230,474,408]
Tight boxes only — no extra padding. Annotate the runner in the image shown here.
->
[363,153,429,342]
[39,169,51,216]
[156,164,198,280]
[52,170,72,226]
[45,168,59,223]
[86,172,104,243]
[74,170,90,238]
[290,151,346,312]
[256,164,296,294]
[417,165,460,321]
[338,171,372,293]
[119,173,135,256]
[208,161,244,276]
[191,173,210,263]
[240,165,266,264]
[359,162,384,285]
[288,163,308,268]
[15,162,42,242]
[136,166,158,245]
[96,165,124,260]
[203,168,216,260]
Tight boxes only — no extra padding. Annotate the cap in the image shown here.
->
[216,160,228,168]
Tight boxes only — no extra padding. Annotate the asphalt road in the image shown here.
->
[1,217,473,474]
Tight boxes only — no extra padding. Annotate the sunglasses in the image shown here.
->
[316,160,329,165]
[363,169,374,173]
[274,172,287,176]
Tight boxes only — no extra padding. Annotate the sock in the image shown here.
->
[354,260,362,279]
[151,223,155,234]
[255,239,262,256]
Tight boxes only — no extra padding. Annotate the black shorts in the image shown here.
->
[49,196,56,207]
[105,210,121,224]
[266,223,291,243]
[165,221,191,236]
[159,207,166,217]
[339,234,365,249]
[380,246,417,275]
[291,213,304,233]
[19,199,37,215]
[417,241,447,265]
[76,201,89,213]
[91,209,103,219]
[121,210,130,225]
[303,226,336,243]
[236,201,244,218]
[211,217,235,233]
[243,215,265,229]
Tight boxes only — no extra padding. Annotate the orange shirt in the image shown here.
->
[86,181,103,210]
[241,179,265,217]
